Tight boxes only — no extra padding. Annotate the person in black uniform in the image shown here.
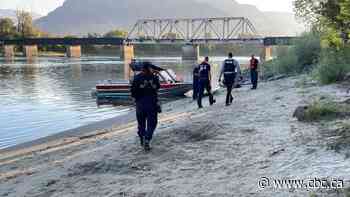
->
[197,56,215,108]
[131,62,160,151]
[218,53,240,106]
[192,64,200,100]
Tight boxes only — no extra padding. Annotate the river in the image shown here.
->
[0,56,251,149]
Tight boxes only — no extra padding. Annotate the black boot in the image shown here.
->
[209,96,216,106]
[144,140,151,152]
[139,136,144,147]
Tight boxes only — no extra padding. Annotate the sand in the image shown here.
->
[1,76,350,197]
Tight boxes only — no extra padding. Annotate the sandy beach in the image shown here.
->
[1,76,350,197]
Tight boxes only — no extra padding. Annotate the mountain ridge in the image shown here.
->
[35,0,304,36]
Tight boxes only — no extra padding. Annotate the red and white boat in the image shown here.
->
[94,61,193,104]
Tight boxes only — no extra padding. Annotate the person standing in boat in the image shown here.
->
[131,62,160,151]
[197,56,216,108]
[218,52,240,106]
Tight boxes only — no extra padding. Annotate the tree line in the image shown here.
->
[0,10,45,39]
[0,10,129,40]
[263,0,350,84]
[294,0,350,47]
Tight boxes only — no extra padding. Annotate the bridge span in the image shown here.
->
[0,17,296,61]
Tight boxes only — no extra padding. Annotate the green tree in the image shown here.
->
[294,0,323,26]
[104,29,128,38]
[0,18,17,38]
[16,10,39,38]
[294,0,350,45]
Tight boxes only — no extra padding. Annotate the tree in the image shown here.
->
[294,0,323,26]
[104,29,128,38]
[0,18,17,38]
[294,0,350,45]
[16,10,39,38]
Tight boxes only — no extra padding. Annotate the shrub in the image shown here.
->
[262,31,321,77]
[304,101,339,121]
[294,31,321,69]
[313,47,350,84]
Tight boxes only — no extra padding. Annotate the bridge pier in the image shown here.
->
[66,45,82,58]
[182,44,199,61]
[3,45,15,59]
[261,46,273,62]
[23,45,38,59]
[121,44,134,61]
[121,45,135,80]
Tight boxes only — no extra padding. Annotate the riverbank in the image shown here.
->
[1,76,350,196]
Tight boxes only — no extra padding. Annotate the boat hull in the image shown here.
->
[95,83,193,101]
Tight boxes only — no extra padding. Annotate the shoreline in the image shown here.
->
[0,96,198,163]
[0,109,136,154]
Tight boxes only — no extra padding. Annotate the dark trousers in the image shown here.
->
[197,79,214,107]
[224,74,235,105]
[136,107,158,141]
[225,83,233,105]
[193,78,199,100]
[251,69,258,89]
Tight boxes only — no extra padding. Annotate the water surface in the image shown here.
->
[0,56,249,149]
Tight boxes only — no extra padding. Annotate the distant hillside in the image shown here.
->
[0,9,41,21]
[196,0,304,36]
[35,0,304,36]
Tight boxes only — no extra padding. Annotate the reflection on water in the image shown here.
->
[0,56,249,149]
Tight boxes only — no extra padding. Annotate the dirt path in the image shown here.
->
[1,77,350,197]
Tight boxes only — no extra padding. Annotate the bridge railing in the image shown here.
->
[0,37,124,46]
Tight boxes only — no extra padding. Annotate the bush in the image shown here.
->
[262,31,321,77]
[313,47,350,84]
[294,31,321,69]
[304,101,339,121]
[262,47,299,77]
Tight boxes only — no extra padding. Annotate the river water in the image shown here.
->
[0,56,250,149]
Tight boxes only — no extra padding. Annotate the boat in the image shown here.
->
[94,61,193,104]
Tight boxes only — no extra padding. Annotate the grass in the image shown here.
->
[345,187,350,197]
[303,101,340,122]
[327,122,350,153]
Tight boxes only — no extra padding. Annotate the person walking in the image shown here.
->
[218,52,240,106]
[250,54,259,90]
[131,62,160,151]
[197,56,216,108]
[192,64,200,100]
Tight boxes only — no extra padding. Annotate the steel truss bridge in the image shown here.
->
[126,17,262,44]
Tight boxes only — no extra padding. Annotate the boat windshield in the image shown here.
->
[158,69,177,83]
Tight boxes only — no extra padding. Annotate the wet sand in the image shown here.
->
[1,76,350,197]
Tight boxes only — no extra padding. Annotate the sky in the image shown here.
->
[0,0,294,15]
[236,0,294,13]
[0,0,65,15]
